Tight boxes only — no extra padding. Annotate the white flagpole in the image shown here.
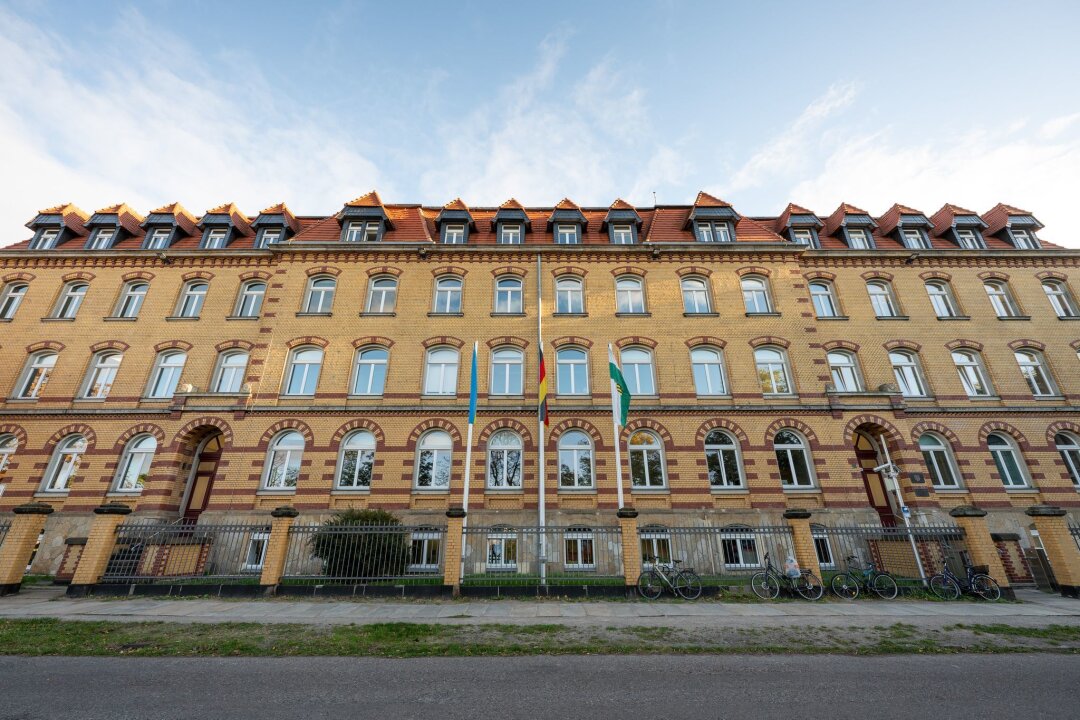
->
[537,253,547,586]
[609,343,625,509]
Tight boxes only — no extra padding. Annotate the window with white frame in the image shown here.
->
[1010,228,1039,249]
[1054,432,1080,487]
[82,351,122,399]
[690,347,727,396]
[499,224,522,245]
[628,431,665,489]
[681,277,711,313]
[352,347,388,396]
[754,346,792,395]
[955,228,982,249]
[558,430,593,488]
[415,430,452,490]
[41,435,86,492]
[258,228,282,248]
[611,224,634,245]
[204,228,228,249]
[262,430,304,489]
[408,528,442,571]
[113,435,157,492]
[827,350,863,392]
[564,528,596,570]
[303,276,336,313]
[720,527,761,568]
[88,229,115,250]
[1015,349,1057,396]
[925,280,959,318]
[115,281,148,319]
[433,276,463,313]
[984,280,1020,318]
[639,527,672,566]
[147,351,186,399]
[443,224,465,244]
[284,347,323,396]
[1042,280,1079,318]
[621,347,656,395]
[919,433,961,489]
[235,281,266,317]
[34,228,60,249]
[490,347,523,395]
[812,525,835,569]
[242,532,269,572]
[344,222,378,243]
[846,228,871,249]
[423,347,459,395]
[704,429,742,488]
[176,281,208,318]
[697,221,732,243]
[809,281,838,318]
[212,350,249,393]
[0,434,16,473]
[889,350,928,398]
[0,282,28,320]
[17,351,57,399]
[54,282,88,319]
[792,227,816,246]
[555,347,589,395]
[555,224,579,244]
[952,350,993,397]
[902,228,930,249]
[337,430,375,489]
[366,276,398,313]
[486,430,522,489]
[486,529,517,570]
[555,276,584,314]
[494,276,523,314]
[867,280,899,317]
[615,276,646,314]
[146,228,171,250]
[774,430,815,488]
[988,433,1030,488]
[741,275,772,313]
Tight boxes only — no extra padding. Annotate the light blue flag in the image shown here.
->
[468,342,478,424]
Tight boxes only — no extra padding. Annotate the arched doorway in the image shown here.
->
[852,427,898,526]
[179,430,224,521]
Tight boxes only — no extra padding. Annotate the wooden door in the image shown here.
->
[854,434,896,526]
[183,434,223,521]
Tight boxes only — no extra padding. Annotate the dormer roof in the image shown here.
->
[686,191,740,228]
[345,190,384,208]
[340,191,393,229]
[199,202,253,235]
[930,204,987,237]
[27,203,89,235]
[253,202,301,233]
[603,198,642,229]
[982,203,1044,236]
[823,202,877,236]
[86,203,145,236]
[492,198,531,231]
[548,198,587,228]
[142,202,199,235]
[876,203,932,235]
[776,203,823,229]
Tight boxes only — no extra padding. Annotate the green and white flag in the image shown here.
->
[608,344,630,427]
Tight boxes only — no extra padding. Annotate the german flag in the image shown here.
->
[538,343,549,426]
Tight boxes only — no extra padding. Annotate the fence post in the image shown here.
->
[67,502,132,597]
[0,502,54,596]
[1026,505,1080,598]
[444,506,466,595]
[948,505,1013,600]
[783,508,822,581]
[617,507,640,595]
[259,506,299,595]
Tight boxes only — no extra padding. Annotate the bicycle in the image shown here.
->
[750,551,824,601]
[829,555,899,600]
[637,556,703,600]
[929,561,1002,601]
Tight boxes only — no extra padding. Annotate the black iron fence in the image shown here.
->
[102,522,270,584]
[654,525,796,587]
[281,524,446,585]
[462,525,624,587]
[814,524,966,588]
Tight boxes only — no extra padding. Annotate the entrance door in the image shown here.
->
[182,433,223,521]
[854,432,896,526]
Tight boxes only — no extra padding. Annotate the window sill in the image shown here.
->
[554,394,591,400]
[997,315,1031,321]
[937,315,970,321]
[165,316,199,321]
[816,315,849,321]
[106,490,143,498]
[225,315,260,321]
[557,488,596,494]
[295,312,332,317]
[346,394,385,400]
[932,488,969,494]
[875,315,909,321]
[331,488,371,495]
[903,396,937,402]
[34,490,69,498]
[485,487,524,494]
[695,394,733,400]
[72,398,106,404]
[0,318,10,323]
[1032,395,1066,401]
[1004,487,1038,494]
[781,487,821,494]
[1057,316,1080,321]
[139,397,174,403]
[553,312,588,317]
[683,312,719,317]
[428,312,464,317]
[710,487,749,495]
[615,312,651,317]
[412,488,450,495]
[965,395,1001,401]
[420,394,457,400]
[491,312,526,317]
[762,393,799,400]
[279,395,316,400]
[630,487,669,494]
[489,395,525,400]
[103,316,137,322]
[256,489,296,496]
[40,317,75,322]
[360,312,396,317]
[6,397,39,403]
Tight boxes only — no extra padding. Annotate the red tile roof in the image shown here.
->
[876,203,928,235]
[344,191,384,208]
[693,191,732,208]
[31,203,89,236]
[258,202,301,233]
[981,202,1038,236]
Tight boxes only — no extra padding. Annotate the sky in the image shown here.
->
[1,0,1079,247]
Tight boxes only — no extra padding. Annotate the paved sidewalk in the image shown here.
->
[1,585,1077,628]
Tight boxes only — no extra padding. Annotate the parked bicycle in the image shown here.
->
[637,556,703,600]
[928,552,1002,601]
[829,554,899,600]
[750,552,824,600]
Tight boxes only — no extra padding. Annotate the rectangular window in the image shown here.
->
[241,532,269,572]
[902,228,928,249]
[564,531,596,570]
[146,228,171,250]
[813,533,834,568]
[720,534,760,568]
[35,229,59,249]
[204,228,228,249]
[408,532,442,572]
[847,228,870,249]
[486,533,517,571]
[258,229,282,248]
[443,224,466,244]
[499,224,522,244]
[89,229,115,250]
[611,224,634,244]
[556,225,579,244]
[344,222,369,242]
[955,229,981,249]
[1011,229,1037,249]
[792,228,815,246]
[639,533,671,567]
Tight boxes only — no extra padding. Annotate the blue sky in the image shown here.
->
[1,0,1079,246]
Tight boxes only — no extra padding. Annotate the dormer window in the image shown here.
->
[1010,228,1039,249]
[556,224,580,244]
[791,228,817,247]
[204,228,228,249]
[697,222,732,243]
[344,221,380,243]
[443,224,466,244]
[34,229,59,250]
[902,228,930,250]
[146,228,171,250]
[611,224,634,245]
[87,229,115,250]
[499,224,522,244]
[257,228,282,248]
[847,228,871,249]
[955,228,982,249]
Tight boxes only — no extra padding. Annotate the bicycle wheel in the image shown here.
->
[971,574,1002,601]
[929,574,960,600]
[674,570,703,600]
[871,573,899,600]
[830,572,859,600]
[796,572,824,601]
[750,571,780,600]
[637,570,663,600]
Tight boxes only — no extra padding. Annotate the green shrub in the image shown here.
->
[309,509,409,579]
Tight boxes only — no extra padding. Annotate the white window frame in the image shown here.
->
[621,347,656,396]
[17,351,57,399]
[283,347,323,397]
[146,351,187,399]
[812,526,835,569]
[82,351,122,399]
[1054,432,1080,487]
[176,281,208,318]
[336,430,376,490]
[115,281,149,319]
[952,350,993,397]
[408,529,442,571]
[1043,280,1078,318]
[0,283,28,320]
[55,282,88,319]
[754,346,792,395]
[867,280,899,317]
[35,228,60,249]
[681,277,711,314]
[351,346,389,396]
[365,277,397,313]
[0,434,16,473]
[41,435,86,493]
[235,281,266,317]
[773,430,815,488]
[344,222,369,243]
[88,229,115,250]
[615,276,646,314]
[741,276,772,313]
[212,350,249,394]
[555,347,589,395]
[494,277,523,314]
[639,528,672,567]
[259,228,282,248]
[902,227,930,250]
[988,433,1030,489]
[443,224,466,245]
[1015,349,1057,397]
[556,224,579,245]
[984,280,1020,318]
[611,224,634,245]
[792,227,815,246]
[628,430,666,489]
[558,430,594,489]
[415,430,452,490]
[262,430,304,490]
[204,228,228,249]
[499,224,522,245]
[485,530,518,571]
[433,276,463,314]
[827,350,863,393]
[704,429,743,488]
[241,532,270,572]
[690,347,727,396]
[809,281,838,318]
[955,228,981,249]
[555,276,584,314]
[486,431,522,489]
[846,228,870,249]
[925,281,958,318]
[112,435,157,493]
[890,350,928,398]
[490,347,524,396]
[919,433,962,489]
[303,276,336,314]
[720,529,761,569]
[423,347,459,396]
[1010,228,1038,249]
[564,528,596,570]
[146,228,171,250]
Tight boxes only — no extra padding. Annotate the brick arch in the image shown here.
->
[89,340,130,353]
[239,270,272,281]
[331,419,385,445]
[910,421,959,446]
[919,270,952,281]
[215,339,255,352]
[695,418,749,445]
[615,336,658,349]
[748,335,791,349]
[549,418,605,449]
[978,270,1009,281]
[422,336,465,349]
[431,265,468,277]
[1047,421,1080,444]
[286,336,329,349]
[181,270,214,281]
[305,266,341,277]
[121,271,155,281]
[478,418,534,446]
[491,266,527,278]
[883,339,921,352]
[408,419,462,446]
[822,339,861,352]
[0,424,28,449]
[944,339,984,351]
[26,340,65,353]
[802,270,836,281]
[486,335,529,349]
[551,265,588,278]
[260,419,315,445]
[365,266,402,277]
[676,266,712,277]
[2,271,35,282]
[764,418,818,446]
[1035,270,1068,281]
[622,418,673,449]
[113,423,167,449]
[46,424,97,450]
[736,266,771,277]
[1008,339,1045,351]
[61,271,95,282]
[551,336,592,349]
[352,336,394,349]
[979,421,1030,447]
[611,265,647,277]
[172,417,234,450]
[860,270,894,281]
[154,340,193,352]
[685,336,726,349]
[842,415,905,447]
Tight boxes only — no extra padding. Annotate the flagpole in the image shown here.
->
[609,343,626,509]
[460,341,478,583]
[536,253,547,586]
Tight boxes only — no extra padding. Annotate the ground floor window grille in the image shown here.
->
[720,532,760,568]
[241,532,269,572]
[812,528,834,569]
[486,531,518,571]
[564,529,596,571]
[639,529,671,567]
[409,530,442,572]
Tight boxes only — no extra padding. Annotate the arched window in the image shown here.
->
[889,350,927,398]
[17,351,57,399]
[284,346,323,396]
[176,281,208,318]
[147,351,187,399]
[487,430,522,489]
[365,276,397,313]
[54,281,88,319]
[621,347,656,395]
[82,351,122,399]
[303,276,336,314]
[42,434,87,492]
[555,276,584,314]
[263,430,304,489]
[988,433,1030,488]
[0,434,17,473]
[337,430,376,489]
[490,347,524,396]
[628,431,666,489]
[919,433,961,488]
[754,346,792,395]
[925,280,959,318]
[951,350,993,397]
[984,280,1020,318]
[352,346,389,396]
[433,276,463,313]
[681,277,711,314]
[808,281,838,318]
[115,281,149,319]
[423,347,459,395]
[212,350,249,393]
[774,430,814,488]
[866,280,899,317]
[494,277,523,314]
[1015,349,1057,397]
[555,347,589,395]
[0,282,28,320]
[113,435,157,492]
[1054,432,1080,487]
[235,281,266,317]
[690,347,726,396]
[558,430,593,488]
[741,275,772,313]
[415,430,452,489]
[704,429,742,488]
[615,276,646,314]
[1042,280,1078,318]
[826,350,862,392]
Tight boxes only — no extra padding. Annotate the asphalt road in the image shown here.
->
[2,654,1076,719]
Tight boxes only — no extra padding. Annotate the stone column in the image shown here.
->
[0,502,54,595]
[617,507,641,590]
[259,506,299,595]
[1026,505,1080,598]
[783,508,822,581]
[443,506,466,594]
[949,505,1013,600]
[67,502,132,597]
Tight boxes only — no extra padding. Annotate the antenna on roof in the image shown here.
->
[652,191,657,207]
